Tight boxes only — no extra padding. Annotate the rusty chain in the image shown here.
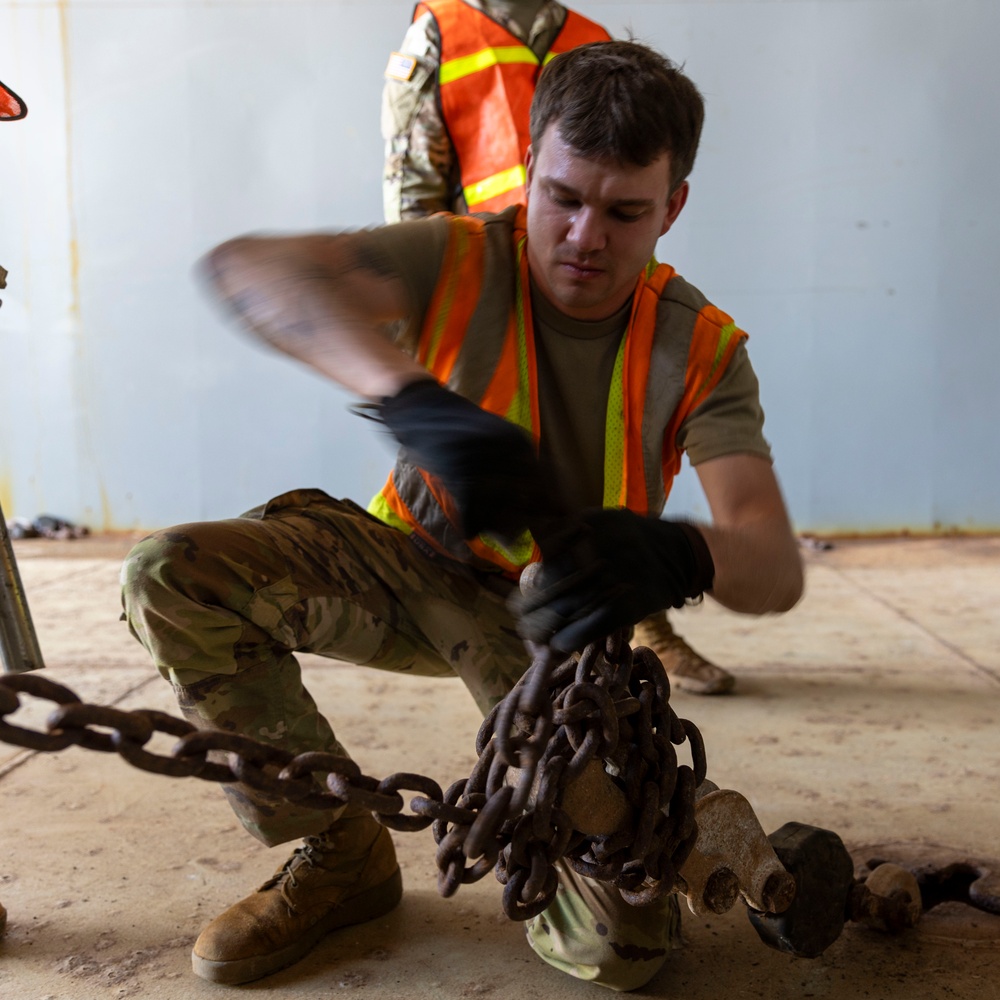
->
[0,631,704,920]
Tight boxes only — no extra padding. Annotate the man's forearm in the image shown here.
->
[698,517,803,615]
[201,234,430,400]
[692,453,804,615]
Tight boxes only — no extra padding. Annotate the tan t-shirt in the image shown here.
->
[358,209,771,514]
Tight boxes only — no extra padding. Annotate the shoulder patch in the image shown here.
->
[385,51,418,82]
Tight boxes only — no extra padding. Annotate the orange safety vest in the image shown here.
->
[369,208,748,579]
[0,79,27,121]
[416,0,610,214]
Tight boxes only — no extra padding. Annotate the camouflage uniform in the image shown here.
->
[381,0,568,222]
[122,486,680,989]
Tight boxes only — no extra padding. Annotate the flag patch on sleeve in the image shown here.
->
[385,52,418,82]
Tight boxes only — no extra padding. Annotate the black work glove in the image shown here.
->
[513,508,715,654]
[378,378,552,540]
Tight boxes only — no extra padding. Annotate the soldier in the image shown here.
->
[123,40,802,990]
[0,78,26,123]
[381,0,609,222]
[1,78,28,314]
[0,73,28,939]
[382,2,735,695]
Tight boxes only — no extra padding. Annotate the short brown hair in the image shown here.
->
[529,40,705,191]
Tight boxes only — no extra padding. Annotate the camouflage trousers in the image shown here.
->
[121,488,680,990]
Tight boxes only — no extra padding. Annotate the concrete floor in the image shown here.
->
[1,534,998,999]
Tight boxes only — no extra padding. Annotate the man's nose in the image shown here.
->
[566,208,607,254]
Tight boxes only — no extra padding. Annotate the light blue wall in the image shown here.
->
[1,0,997,533]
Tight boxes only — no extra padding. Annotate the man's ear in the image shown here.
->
[659,181,689,237]
[524,145,535,196]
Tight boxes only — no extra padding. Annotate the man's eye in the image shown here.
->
[613,210,645,223]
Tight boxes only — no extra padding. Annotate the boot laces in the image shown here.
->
[637,616,708,662]
[261,838,327,892]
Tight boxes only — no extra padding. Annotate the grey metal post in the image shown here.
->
[0,499,44,673]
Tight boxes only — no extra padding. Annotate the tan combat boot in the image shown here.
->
[191,813,402,984]
[632,612,735,695]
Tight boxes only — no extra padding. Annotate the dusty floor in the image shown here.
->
[1,534,998,999]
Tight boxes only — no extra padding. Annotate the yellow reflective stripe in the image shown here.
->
[440,45,538,84]
[692,321,738,409]
[367,493,413,534]
[475,235,535,570]
[542,51,558,65]
[424,221,469,370]
[478,527,535,566]
[464,164,526,208]
[602,335,628,508]
[507,235,532,431]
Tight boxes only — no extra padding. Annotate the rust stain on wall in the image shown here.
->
[59,0,114,530]
[59,0,80,327]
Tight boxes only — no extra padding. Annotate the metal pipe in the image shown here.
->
[0,500,44,673]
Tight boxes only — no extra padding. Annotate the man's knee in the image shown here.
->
[122,528,197,629]
[120,523,255,681]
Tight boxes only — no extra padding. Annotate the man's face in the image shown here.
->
[525,124,688,321]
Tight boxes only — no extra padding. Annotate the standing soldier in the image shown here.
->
[382,3,737,695]
[0,73,29,938]
[381,0,609,222]
[0,76,28,318]
[0,77,26,123]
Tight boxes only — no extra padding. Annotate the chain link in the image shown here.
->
[0,632,705,920]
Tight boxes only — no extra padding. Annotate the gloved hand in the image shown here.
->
[378,378,552,540]
[513,508,715,654]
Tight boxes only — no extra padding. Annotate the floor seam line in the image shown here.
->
[828,566,1000,686]
[0,672,161,781]
[16,561,114,593]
